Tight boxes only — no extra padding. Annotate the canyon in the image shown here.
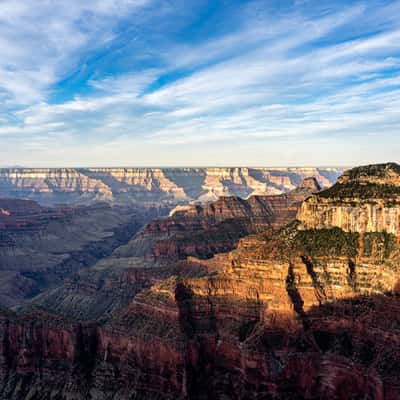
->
[0,198,167,307]
[0,163,398,399]
[0,167,342,205]
[28,177,320,321]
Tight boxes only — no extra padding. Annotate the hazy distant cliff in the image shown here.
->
[0,167,343,205]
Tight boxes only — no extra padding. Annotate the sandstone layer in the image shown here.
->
[28,178,319,321]
[0,167,342,206]
[0,199,167,307]
[298,163,400,234]
[114,178,318,264]
[0,164,398,399]
[1,222,399,399]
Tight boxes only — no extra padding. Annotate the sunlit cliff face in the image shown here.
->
[0,163,399,399]
[0,167,342,205]
[298,163,400,235]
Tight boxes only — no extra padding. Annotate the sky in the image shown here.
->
[0,0,400,167]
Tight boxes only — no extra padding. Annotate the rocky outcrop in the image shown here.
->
[113,178,320,266]
[0,222,399,399]
[88,218,399,399]
[0,198,68,234]
[296,176,321,193]
[298,163,400,235]
[29,260,208,321]
[29,180,316,321]
[0,199,167,307]
[0,163,399,399]
[298,197,400,234]
[0,167,342,206]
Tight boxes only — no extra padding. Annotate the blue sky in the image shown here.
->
[1,0,400,166]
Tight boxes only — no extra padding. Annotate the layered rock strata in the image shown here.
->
[28,179,319,321]
[0,164,398,399]
[0,167,342,205]
[0,199,167,307]
[114,177,320,265]
[0,223,399,399]
[298,163,400,234]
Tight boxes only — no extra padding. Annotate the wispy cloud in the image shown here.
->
[0,0,152,106]
[1,0,400,166]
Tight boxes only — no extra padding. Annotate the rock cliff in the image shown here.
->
[0,199,167,307]
[298,162,400,234]
[99,224,399,399]
[0,164,398,399]
[113,177,320,265]
[27,179,317,321]
[1,223,399,399]
[0,167,342,206]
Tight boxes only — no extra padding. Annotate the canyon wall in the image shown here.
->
[1,223,399,399]
[0,163,398,399]
[114,177,320,265]
[298,163,400,235]
[0,199,167,307]
[29,178,318,321]
[0,167,342,205]
[298,197,400,234]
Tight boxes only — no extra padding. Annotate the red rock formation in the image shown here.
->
[0,198,70,235]
[0,164,398,399]
[115,181,316,265]
[0,198,168,307]
[0,238,399,399]
[3,222,399,398]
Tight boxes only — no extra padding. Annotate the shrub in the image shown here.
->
[294,227,359,257]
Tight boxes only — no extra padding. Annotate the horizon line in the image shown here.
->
[0,165,351,169]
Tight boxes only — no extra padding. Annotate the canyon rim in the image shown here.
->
[0,163,399,399]
[1,0,400,398]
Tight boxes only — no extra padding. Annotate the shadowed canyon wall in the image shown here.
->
[0,198,168,307]
[28,178,319,321]
[0,163,399,399]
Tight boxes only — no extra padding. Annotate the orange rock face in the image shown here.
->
[298,163,400,235]
[115,182,314,265]
[0,164,399,399]
[1,225,398,399]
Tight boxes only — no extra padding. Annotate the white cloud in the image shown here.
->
[1,0,400,166]
[0,0,152,107]
[88,69,160,94]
